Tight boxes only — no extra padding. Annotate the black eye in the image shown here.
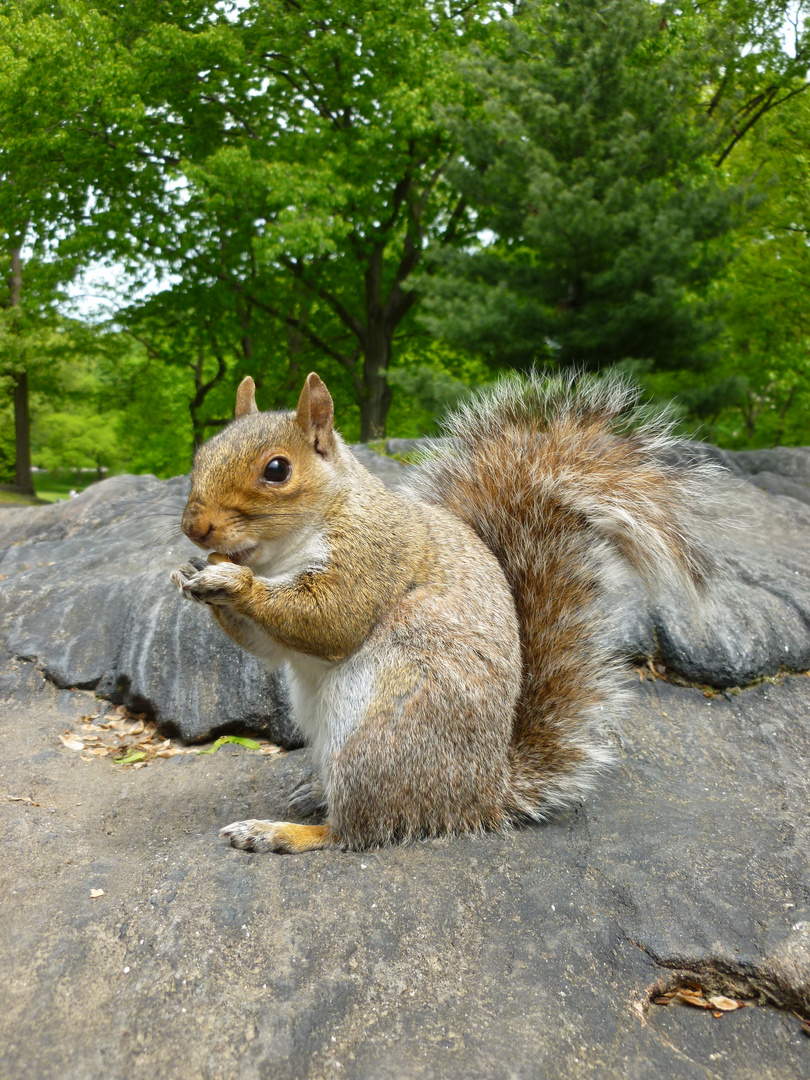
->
[263,456,291,484]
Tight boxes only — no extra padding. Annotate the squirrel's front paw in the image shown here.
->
[170,561,252,606]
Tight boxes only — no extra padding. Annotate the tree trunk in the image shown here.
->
[273,297,311,407]
[13,368,34,495]
[359,325,393,441]
[189,339,228,460]
[360,250,394,441]
[9,246,34,495]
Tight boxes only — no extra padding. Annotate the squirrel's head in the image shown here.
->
[181,372,344,569]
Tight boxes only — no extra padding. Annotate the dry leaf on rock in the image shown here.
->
[652,987,748,1014]
[61,705,285,766]
[707,995,746,1012]
[4,794,41,806]
[674,989,715,1010]
[59,733,84,751]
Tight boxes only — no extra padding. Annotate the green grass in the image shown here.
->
[33,469,104,503]
[33,478,85,503]
[0,487,44,505]
[0,470,105,505]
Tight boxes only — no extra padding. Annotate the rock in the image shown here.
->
[0,663,807,1078]
[0,474,297,746]
[2,439,809,1076]
[601,445,810,686]
[347,444,410,488]
[385,435,454,457]
[2,443,810,751]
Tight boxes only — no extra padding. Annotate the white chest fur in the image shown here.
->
[227,524,374,777]
[223,525,329,667]
[252,524,329,583]
[285,650,376,781]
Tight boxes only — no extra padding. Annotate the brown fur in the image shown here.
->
[171,370,722,851]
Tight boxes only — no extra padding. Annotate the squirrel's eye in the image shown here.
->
[263,456,291,484]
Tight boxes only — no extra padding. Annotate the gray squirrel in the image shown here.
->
[171,370,718,853]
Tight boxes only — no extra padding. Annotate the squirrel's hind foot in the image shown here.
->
[288,778,328,819]
[220,819,334,854]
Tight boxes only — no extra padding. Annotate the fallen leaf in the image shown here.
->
[59,734,85,751]
[90,889,104,899]
[672,988,714,1010]
[115,750,147,765]
[707,995,746,1012]
[197,735,261,755]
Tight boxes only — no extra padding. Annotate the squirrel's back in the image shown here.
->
[406,371,722,818]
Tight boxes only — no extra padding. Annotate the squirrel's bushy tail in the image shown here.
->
[407,371,722,819]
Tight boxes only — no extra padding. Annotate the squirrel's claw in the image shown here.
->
[170,561,252,606]
[288,778,328,819]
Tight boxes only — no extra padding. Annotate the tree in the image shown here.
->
[660,82,810,449]
[0,0,160,490]
[419,0,809,376]
[51,0,496,438]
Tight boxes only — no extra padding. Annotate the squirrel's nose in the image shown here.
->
[183,519,215,546]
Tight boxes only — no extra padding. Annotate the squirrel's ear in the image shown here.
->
[234,376,259,418]
[296,372,335,455]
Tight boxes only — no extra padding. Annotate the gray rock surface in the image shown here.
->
[1,444,809,747]
[1,442,809,1077]
[1,661,807,1079]
[0,474,296,746]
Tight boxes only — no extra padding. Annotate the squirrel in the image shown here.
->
[170,370,718,854]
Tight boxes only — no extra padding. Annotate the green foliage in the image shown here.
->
[37,0,498,438]
[0,398,13,483]
[2,0,810,472]
[421,0,747,372]
[386,338,492,437]
[650,85,810,449]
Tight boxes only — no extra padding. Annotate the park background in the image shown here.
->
[2,0,810,502]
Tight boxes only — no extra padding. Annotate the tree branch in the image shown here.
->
[237,283,357,371]
[715,83,810,167]
[278,256,367,342]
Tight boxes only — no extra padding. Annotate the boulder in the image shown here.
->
[0,663,807,1079]
[0,474,296,745]
[1,444,810,745]
[1,442,809,1077]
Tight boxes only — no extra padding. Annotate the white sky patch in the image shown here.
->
[60,261,182,323]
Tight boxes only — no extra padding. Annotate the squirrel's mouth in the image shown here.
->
[221,544,257,566]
